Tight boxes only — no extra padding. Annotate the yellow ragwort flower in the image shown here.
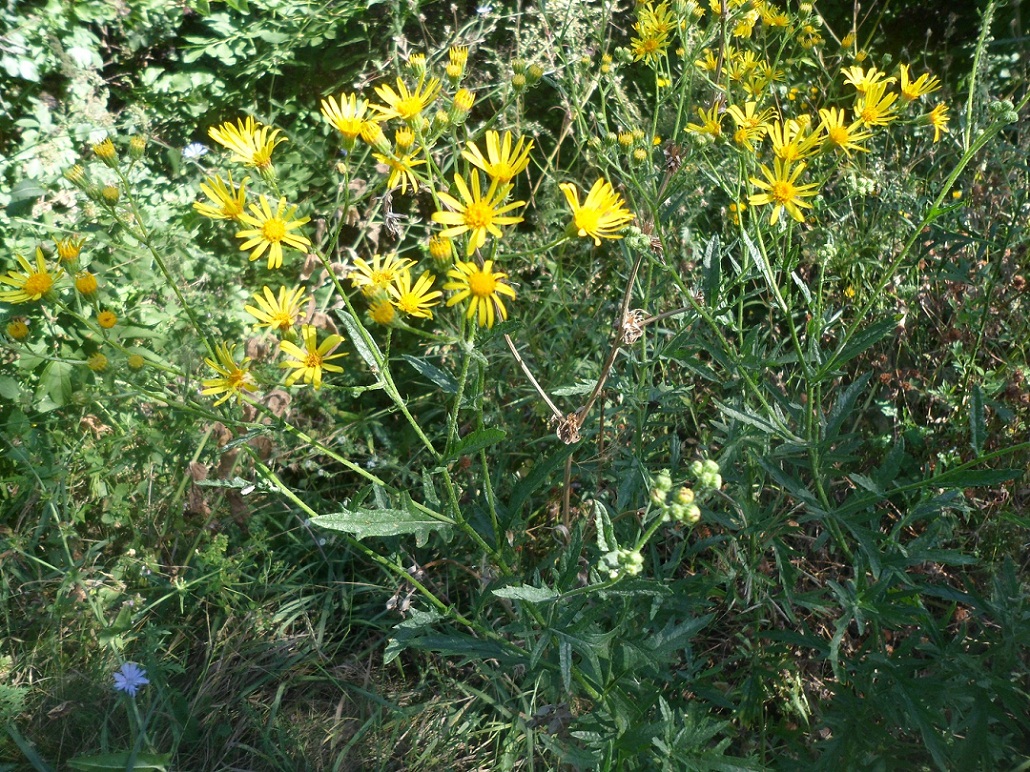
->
[898,64,940,102]
[855,80,899,127]
[559,178,636,246]
[97,310,118,328]
[462,130,534,185]
[245,285,309,334]
[87,352,108,372]
[54,236,86,262]
[444,260,517,328]
[372,76,442,124]
[279,324,346,389]
[75,271,99,296]
[202,342,258,406]
[389,270,442,320]
[924,104,950,143]
[686,105,723,139]
[818,107,873,156]
[208,116,286,170]
[726,101,774,151]
[349,253,416,296]
[368,296,397,326]
[372,147,426,195]
[321,93,379,147]
[841,65,896,94]
[432,172,526,256]
[769,118,823,162]
[748,159,820,225]
[235,195,312,270]
[194,172,248,221]
[6,318,29,340]
[0,248,63,304]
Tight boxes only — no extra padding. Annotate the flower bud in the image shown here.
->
[87,352,108,372]
[92,138,118,168]
[75,271,99,295]
[129,135,146,160]
[101,185,120,204]
[6,317,29,340]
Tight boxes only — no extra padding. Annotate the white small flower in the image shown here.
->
[182,142,209,160]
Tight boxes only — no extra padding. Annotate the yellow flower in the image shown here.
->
[841,65,896,93]
[372,76,442,124]
[245,285,309,334]
[748,159,820,225]
[559,178,635,246]
[54,236,86,262]
[194,172,248,221]
[461,130,534,185]
[768,118,822,162]
[450,88,475,122]
[818,107,873,156]
[431,172,526,256]
[407,52,427,76]
[0,248,63,304]
[235,196,312,270]
[92,138,117,167]
[694,49,719,72]
[128,353,146,369]
[6,317,29,340]
[448,45,469,78]
[372,147,426,195]
[898,64,940,102]
[630,30,670,64]
[924,104,950,143]
[97,310,117,328]
[202,342,258,406]
[87,352,108,372]
[854,81,899,127]
[208,116,286,170]
[686,104,723,138]
[321,93,378,147]
[444,260,517,328]
[390,270,442,319]
[279,324,346,389]
[368,296,397,326]
[350,253,416,296]
[75,271,99,295]
[726,101,774,151]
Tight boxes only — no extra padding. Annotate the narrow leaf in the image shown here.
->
[969,383,985,456]
[401,354,458,394]
[820,317,897,377]
[702,233,721,307]
[337,312,382,372]
[493,585,559,603]
[312,506,449,540]
[444,427,506,463]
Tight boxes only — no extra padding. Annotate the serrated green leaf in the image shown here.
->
[444,427,505,463]
[312,506,450,540]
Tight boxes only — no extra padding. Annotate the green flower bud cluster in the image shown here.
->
[690,458,722,490]
[599,548,644,580]
[650,470,701,525]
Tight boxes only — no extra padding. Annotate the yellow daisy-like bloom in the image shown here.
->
[54,236,86,262]
[841,65,896,93]
[0,248,63,304]
[194,172,248,221]
[769,118,823,162]
[694,49,719,73]
[559,178,635,246]
[462,130,534,185]
[686,105,723,139]
[389,270,442,320]
[97,310,117,328]
[726,101,775,152]
[748,159,820,225]
[630,30,670,64]
[350,253,416,296]
[444,260,516,328]
[279,324,346,389]
[898,64,941,102]
[208,116,286,170]
[924,104,950,143]
[235,196,312,270]
[245,285,309,334]
[6,318,29,340]
[432,173,526,257]
[202,342,258,406]
[368,296,397,326]
[372,148,426,195]
[321,93,378,147]
[75,271,99,295]
[818,107,873,156]
[372,76,442,124]
[855,81,899,127]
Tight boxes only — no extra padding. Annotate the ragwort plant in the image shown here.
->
[2,0,1028,767]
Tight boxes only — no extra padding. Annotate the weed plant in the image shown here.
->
[1,0,1029,769]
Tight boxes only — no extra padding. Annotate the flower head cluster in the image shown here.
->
[630,2,675,64]
[209,117,286,172]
